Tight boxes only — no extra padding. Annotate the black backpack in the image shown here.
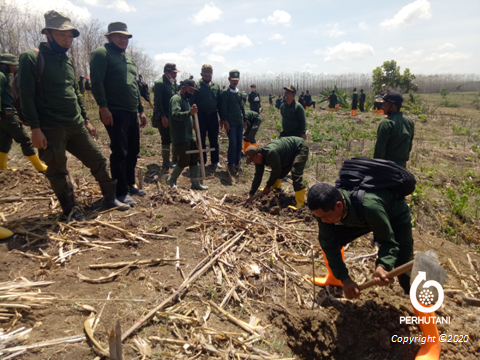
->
[335,157,416,223]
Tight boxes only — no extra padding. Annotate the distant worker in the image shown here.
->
[0,54,47,172]
[350,87,358,116]
[85,76,92,91]
[280,86,306,139]
[373,91,384,115]
[298,91,305,108]
[359,89,366,112]
[245,137,309,209]
[242,110,262,153]
[248,84,261,113]
[374,90,414,168]
[189,75,194,80]
[78,75,85,95]
[275,95,282,109]
[137,74,152,106]
[327,90,337,114]
[268,93,275,107]
[304,90,313,109]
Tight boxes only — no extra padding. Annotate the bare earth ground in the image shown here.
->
[0,94,479,359]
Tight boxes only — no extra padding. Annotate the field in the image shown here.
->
[0,90,479,360]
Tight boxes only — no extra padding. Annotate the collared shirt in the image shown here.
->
[189,80,221,114]
[169,93,193,144]
[219,87,245,126]
[154,74,178,119]
[248,91,261,111]
[280,100,306,137]
[0,68,14,112]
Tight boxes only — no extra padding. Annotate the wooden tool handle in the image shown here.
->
[358,260,414,291]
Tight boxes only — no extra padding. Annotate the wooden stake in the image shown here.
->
[194,113,206,180]
[138,168,143,190]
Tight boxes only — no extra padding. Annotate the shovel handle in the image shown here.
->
[358,260,414,291]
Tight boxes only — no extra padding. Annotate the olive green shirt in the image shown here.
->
[245,110,262,127]
[304,94,312,106]
[316,189,412,281]
[18,43,87,129]
[250,137,304,194]
[90,43,144,113]
[374,112,415,168]
[219,87,245,126]
[280,100,306,137]
[248,91,261,111]
[169,93,193,144]
[0,68,13,112]
[189,80,221,114]
[154,74,178,119]
[351,91,359,103]
[78,79,85,92]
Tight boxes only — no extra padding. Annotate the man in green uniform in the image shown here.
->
[328,90,337,114]
[374,90,414,168]
[245,137,309,209]
[242,110,262,152]
[167,79,207,191]
[298,91,305,108]
[350,87,358,116]
[219,70,245,175]
[90,21,148,206]
[78,75,85,95]
[280,86,306,140]
[268,93,275,107]
[0,54,47,172]
[248,84,261,113]
[307,182,413,297]
[359,89,366,112]
[304,90,313,109]
[18,10,130,222]
[373,90,385,115]
[153,63,180,168]
[189,64,221,168]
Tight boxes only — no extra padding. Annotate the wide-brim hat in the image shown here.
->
[0,54,19,66]
[41,10,79,38]
[105,21,132,38]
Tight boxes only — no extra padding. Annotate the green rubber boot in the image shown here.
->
[162,144,174,168]
[168,164,183,187]
[190,165,208,191]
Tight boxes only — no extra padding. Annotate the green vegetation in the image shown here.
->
[371,60,419,94]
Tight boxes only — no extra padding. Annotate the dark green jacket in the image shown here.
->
[280,100,306,137]
[248,91,261,111]
[328,93,338,106]
[250,137,304,194]
[90,43,144,113]
[219,87,245,126]
[189,80,221,114]
[245,110,262,127]
[269,95,275,104]
[0,68,13,112]
[316,188,411,281]
[169,93,193,144]
[304,94,312,106]
[351,91,359,103]
[374,112,415,167]
[18,43,86,129]
[154,74,178,119]
[359,92,366,102]
[78,79,85,92]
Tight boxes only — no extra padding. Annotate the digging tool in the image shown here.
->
[186,113,214,181]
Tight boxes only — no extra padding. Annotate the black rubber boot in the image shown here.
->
[56,191,86,222]
[99,180,130,211]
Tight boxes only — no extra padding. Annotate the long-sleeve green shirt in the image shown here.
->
[328,93,338,106]
[280,100,306,137]
[248,91,261,111]
[0,68,13,112]
[245,110,262,127]
[90,42,144,113]
[154,74,178,119]
[189,80,221,114]
[219,87,245,126]
[316,188,411,281]
[304,94,312,106]
[373,112,415,168]
[269,95,275,104]
[359,93,366,102]
[78,79,85,92]
[351,91,359,103]
[18,43,86,129]
[249,137,304,194]
[169,93,193,144]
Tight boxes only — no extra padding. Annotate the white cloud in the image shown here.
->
[387,47,404,54]
[358,21,368,30]
[262,10,291,26]
[380,0,431,30]
[10,0,91,19]
[302,63,318,72]
[313,48,324,55]
[202,33,252,53]
[154,48,198,74]
[439,42,455,50]
[269,34,283,41]
[191,2,222,25]
[246,18,259,23]
[326,23,346,38]
[253,58,268,65]
[425,52,469,62]
[205,54,226,63]
[323,42,374,62]
[81,0,136,13]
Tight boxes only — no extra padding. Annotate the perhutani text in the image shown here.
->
[399,316,451,324]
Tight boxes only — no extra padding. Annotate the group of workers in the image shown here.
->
[0,9,439,360]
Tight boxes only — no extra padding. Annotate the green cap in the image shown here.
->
[229,69,240,80]
[105,22,132,38]
[0,54,19,66]
[42,10,79,38]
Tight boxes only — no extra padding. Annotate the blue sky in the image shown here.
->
[22,0,480,77]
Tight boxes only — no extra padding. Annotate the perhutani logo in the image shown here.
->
[399,271,450,324]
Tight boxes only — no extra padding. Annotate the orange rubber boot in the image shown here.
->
[242,141,251,153]
[372,109,376,115]
[378,109,384,114]
[354,110,357,116]
[312,247,345,287]
[412,306,441,360]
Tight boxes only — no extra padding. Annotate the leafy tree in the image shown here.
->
[371,60,419,94]
[439,86,449,98]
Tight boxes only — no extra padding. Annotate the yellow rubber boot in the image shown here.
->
[412,306,441,360]
[27,154,48,172]
[0,226,14,240]
[271,179,282,189]
[242,141,251,153]
[0,152,8,170]
[295,188,305,208]
[312,247,345,287]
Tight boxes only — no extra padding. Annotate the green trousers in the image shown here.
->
[278,142,309,192]
[172,140,199,169]
[39,125,111,195]
[0,113,35,156]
